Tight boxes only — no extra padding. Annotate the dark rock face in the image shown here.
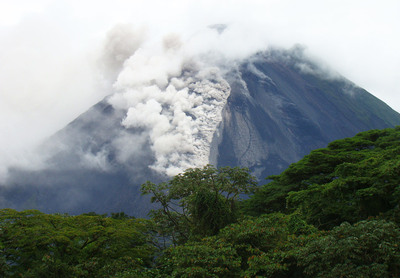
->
[1,49,400,217]
[214,51,400,178]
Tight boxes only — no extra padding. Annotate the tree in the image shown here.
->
[141,165,257,244]
[0,209,154,277]
[218,213,316,278]
[297,219,400,278]
[156,212,316,278]
[245,127,400,229]
[160,238,242,278]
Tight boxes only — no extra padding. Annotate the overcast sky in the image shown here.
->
[0,0,399,170]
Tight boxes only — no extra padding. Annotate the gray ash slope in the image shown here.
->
[214,49,400,177]
[2,48,400,217]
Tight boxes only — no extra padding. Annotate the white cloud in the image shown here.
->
[0,0,399,179]
[110,33,231,175]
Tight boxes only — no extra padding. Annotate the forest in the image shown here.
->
[1,127,400,277]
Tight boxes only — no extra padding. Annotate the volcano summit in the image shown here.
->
[1,28,399,217]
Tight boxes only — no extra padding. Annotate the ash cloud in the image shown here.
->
[0,0,399,183]
[99,24,147,82]
[106,27,231,176]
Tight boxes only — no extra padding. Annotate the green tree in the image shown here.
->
[141,165,257,244]
[297,219,400,278]
[245,127,400,228]
[0,209,154,277]
[157,212,316,278]
[160,238,242,278]
[219,213,315,277]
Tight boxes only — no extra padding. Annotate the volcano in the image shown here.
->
[1,46,399,217]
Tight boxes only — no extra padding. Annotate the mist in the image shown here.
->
[0,0,399,180]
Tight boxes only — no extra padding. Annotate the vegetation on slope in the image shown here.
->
[245,127,400,228]
[1,127,400,277]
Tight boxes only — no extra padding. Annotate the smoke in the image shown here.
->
[107,28,231,176]
[0,0,400,181]
[0,12,102,182]
[99,24,147,82]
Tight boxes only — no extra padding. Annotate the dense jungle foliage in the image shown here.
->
[1,127,400,277]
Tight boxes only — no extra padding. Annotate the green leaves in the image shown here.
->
[297,220,400,278]
[141,165,257,243]
[3,128,400,277]
[158,212,316,278]
[0,209,154,277]
[164,239,241,278]
[247,127,400,228]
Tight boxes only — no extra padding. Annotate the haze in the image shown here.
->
[0,0,399,178]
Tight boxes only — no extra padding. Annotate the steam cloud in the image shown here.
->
[106,27,231,176]
[1,0,399,182]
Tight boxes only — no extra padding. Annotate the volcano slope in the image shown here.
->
[1,48,400,217]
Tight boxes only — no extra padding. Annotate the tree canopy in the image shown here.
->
[245,127,400,229]
[141,165,257,243]
[2,128,400,277]
[0,209,154,277]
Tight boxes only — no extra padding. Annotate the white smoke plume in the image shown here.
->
[1,0,400,182]
[99,24,147,82]
[107,29,231,176]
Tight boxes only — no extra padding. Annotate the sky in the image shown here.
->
[0,0,399,175]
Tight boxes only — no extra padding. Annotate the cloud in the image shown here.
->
[111,132,149,164]
[106,29,231,176]
[114,47,184,89]
[0,0,399,180]
[0,11,108,180]
[99,24,147,81]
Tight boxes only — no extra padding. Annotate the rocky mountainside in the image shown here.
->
[214,49,400,178]
[1,48,399,217]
